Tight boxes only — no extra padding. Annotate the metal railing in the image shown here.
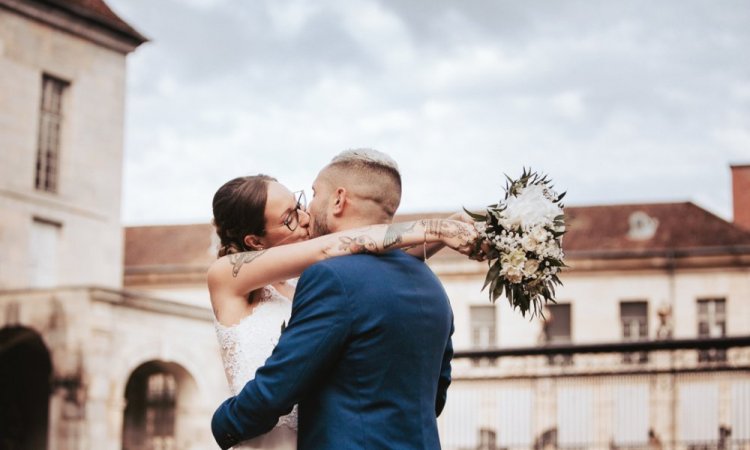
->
[439,337,750,450]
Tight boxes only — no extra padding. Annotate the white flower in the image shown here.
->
[501,249,526,268]
[505,267,524,284]
[523,259,541,276]
[531,225,549,243]
[500,249,527,284]
[521,234,538,252]
[501,184,562,230]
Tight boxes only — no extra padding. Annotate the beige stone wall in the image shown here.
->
[0,287,228,450]
[0,10,127,289]
[123,255,750,352]
[431,260,750,351]
[126,283,213,309]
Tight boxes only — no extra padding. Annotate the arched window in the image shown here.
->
[123,366,177,450]
[0,326,52,450]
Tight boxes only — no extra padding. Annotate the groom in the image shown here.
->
[211,149,454,449]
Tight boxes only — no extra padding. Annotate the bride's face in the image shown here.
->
[260,182,310,247]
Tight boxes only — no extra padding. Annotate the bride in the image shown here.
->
[209,173,477,449]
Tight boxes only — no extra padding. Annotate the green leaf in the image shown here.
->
[462,207,488,222]
[492,281,504,301]
[488,277,499,300]
[482,262,502,291]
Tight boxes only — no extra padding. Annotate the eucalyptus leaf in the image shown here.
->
[492,281,504,301]
[462,207,488,222]
[483,262,501,290]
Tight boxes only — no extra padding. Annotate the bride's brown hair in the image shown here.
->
[212,175,277,257]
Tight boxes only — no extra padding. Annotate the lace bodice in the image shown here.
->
[214,283,298,432]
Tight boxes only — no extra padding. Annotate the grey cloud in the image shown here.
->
[107,0,749,224]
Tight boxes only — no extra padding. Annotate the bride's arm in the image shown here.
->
[403,211,475,261]
[208,218,476,299]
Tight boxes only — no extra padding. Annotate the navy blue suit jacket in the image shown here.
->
[211,250,454,449]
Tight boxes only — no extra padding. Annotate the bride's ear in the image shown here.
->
[243,234,265,251]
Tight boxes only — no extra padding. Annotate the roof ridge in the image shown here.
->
[36,0,148,44]
[683,201,750,238]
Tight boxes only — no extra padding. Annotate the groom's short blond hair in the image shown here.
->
[321,148,402,219]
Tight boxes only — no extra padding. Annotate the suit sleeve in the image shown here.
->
[435,319,454,417]
[211,264,351,449]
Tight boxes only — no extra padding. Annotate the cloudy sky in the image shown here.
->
[106,0,750,225]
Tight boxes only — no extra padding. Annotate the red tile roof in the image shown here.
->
[124,202,750,269]
[32,0,147,44]
[564,202,750,254]
[125,224,216,268]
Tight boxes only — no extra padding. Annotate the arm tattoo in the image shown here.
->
[383,222,418,249]
[422,219,473,243]
[421,219,443,238]
[339,235,378,254]
[229,250,267,278]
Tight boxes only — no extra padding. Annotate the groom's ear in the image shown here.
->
[243,234,265,251]
[331,187,347,217]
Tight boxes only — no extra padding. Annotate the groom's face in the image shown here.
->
[308,174,333,238]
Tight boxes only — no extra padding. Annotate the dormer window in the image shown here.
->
[627,211,659,241]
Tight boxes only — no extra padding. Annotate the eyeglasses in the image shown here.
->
[281,190,307,232]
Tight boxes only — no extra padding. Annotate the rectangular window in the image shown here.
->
[613,383,650,446]
[29,218,61,287]
[697,298,726,362]
[621,301,649,363]
[545,303,571,343]
[470,305,496,349]
[470,305,496,366]
[496,387,533,448]
[621,301,648,340]
[35,74,68,193]
[679,382,719,445]
[558,386,594,447]
[477,428,496,450]
[731,381,750,443]
[544,303,573,365]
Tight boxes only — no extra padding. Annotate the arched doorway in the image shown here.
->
[122,361,200,450]
[0,326,52,450]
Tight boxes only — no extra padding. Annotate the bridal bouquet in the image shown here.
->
[466,169,567,317]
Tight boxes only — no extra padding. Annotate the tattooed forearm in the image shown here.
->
[383,222,418,249]
[421,219,474,243]
[421,219,443,238]
[229,250,267,278]
[339,235,378,254]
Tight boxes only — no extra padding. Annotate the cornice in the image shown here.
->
[0,0,147,54]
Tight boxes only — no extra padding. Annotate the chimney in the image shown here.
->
[731,164,750,231]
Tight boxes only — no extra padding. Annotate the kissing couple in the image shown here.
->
[210,149,479,449]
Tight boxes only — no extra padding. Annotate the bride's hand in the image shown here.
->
[428,217,481,259]
[445,212,488,261]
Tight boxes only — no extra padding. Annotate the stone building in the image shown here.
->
[124,166,750,449]
[0,1,226,449]
[123,166,750,450]
[432,167,750,449]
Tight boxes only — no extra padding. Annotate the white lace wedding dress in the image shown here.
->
[214,283,298,450]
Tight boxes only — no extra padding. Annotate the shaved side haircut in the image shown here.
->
[321,149,402,220]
